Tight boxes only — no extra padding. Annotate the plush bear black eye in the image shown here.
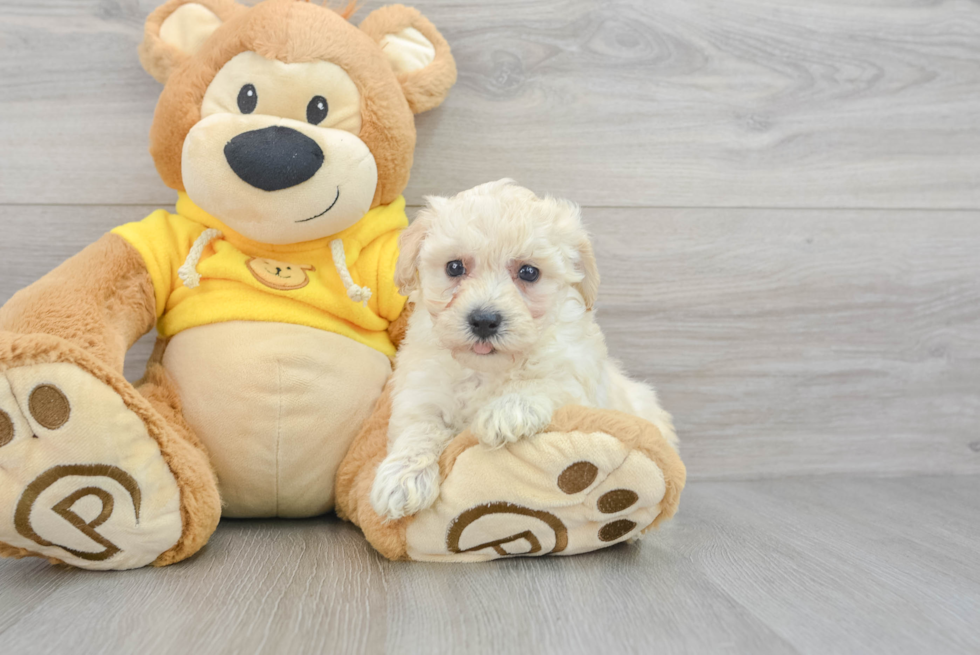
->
[518,265,540,282]
[237,84,257,114]
[307,96,329,125]
[446,260,466,277]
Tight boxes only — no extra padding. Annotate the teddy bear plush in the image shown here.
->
[0,0,685,570]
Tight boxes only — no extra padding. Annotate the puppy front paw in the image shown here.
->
[471,393,554,448]
[370,454,441,521]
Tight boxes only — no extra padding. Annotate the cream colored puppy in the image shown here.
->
[370,180,677,521]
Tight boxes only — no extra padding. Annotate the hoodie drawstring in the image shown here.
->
[331,239,372,306]
[178,228,223,289]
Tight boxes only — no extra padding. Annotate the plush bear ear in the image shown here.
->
[359,5,457,114]
[138,0,244,84]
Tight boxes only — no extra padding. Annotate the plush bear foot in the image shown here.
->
[338,391,687,562]
[403,406,686,561]
[0,342,187,570]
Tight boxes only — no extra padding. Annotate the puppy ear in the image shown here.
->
[574,236,600,310]
[138,0,244,84]
[553,198,600,310]
[395,208,433,295]
[360,5,457,114]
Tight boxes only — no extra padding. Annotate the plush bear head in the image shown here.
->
[138,0,456,244]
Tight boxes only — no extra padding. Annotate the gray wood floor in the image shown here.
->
[1,0,979,653]
[0,476,977,654]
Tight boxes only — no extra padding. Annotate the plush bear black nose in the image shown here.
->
[224,126,324,191]
[468,310,503,340]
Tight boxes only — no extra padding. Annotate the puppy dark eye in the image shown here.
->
[518,265,540,282]
[237,84,257,114]
[307,96,329,125]
[446,260,466,278]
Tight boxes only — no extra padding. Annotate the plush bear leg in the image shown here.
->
[0,235,221,569]
[132,343,222,567]
[335,385,410,560]
[336,386,686,562]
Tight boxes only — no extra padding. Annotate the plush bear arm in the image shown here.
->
[0,233,156,374]
[387,302,414,349]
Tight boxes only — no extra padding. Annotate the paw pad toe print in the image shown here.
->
[597,489,639,514]
[557,461,641,543]
[0,383,72,448]
[28,384,71,430]
[556,460,597,493]
[0,409,13,447]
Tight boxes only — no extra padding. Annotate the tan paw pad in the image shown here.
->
[0,364,183,570]
[405,429,671,562]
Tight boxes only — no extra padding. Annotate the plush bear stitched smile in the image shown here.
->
[296,187,341,223]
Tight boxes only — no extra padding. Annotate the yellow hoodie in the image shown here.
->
[112,193,407,357]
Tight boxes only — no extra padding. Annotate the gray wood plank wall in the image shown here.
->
[1,0,978,482]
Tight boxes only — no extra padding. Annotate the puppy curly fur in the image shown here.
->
[370,180,678,520]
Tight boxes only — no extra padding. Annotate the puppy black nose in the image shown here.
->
[224,126,324,191]
[468,310,502,340]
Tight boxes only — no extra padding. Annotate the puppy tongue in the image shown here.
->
[473,342,494,355]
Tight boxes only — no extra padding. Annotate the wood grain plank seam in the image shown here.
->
[3,203,980,213]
